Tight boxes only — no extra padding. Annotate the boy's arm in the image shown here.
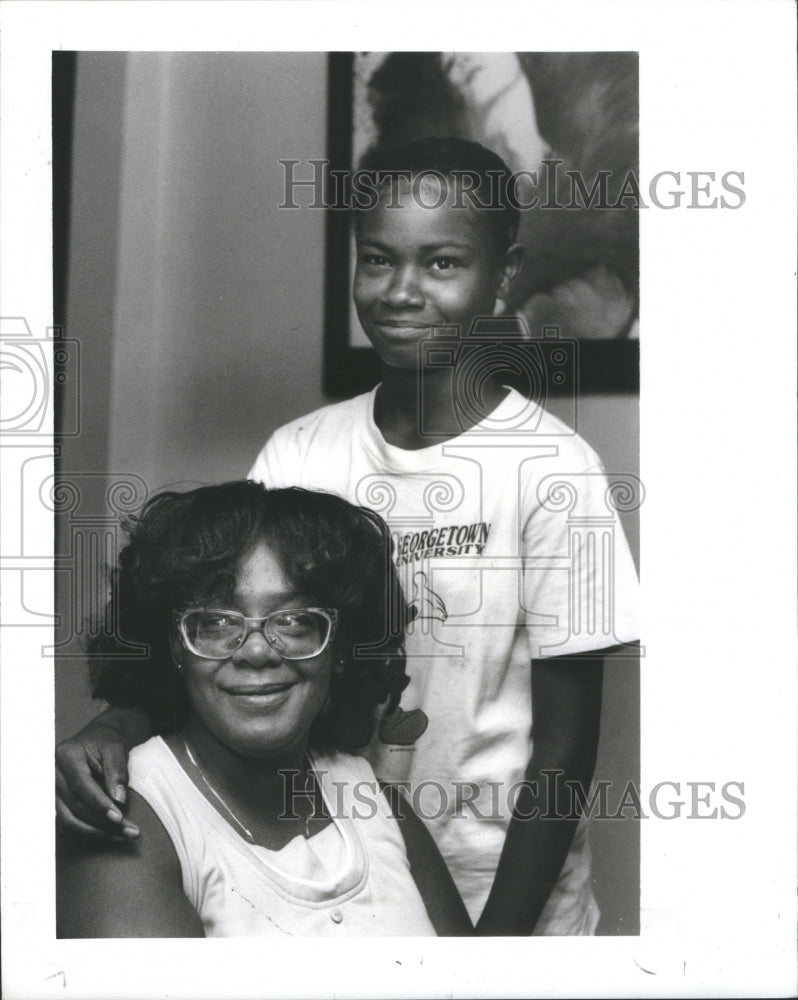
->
[57,788,204,938]
[475,650,604,936]
[56,706,155,840]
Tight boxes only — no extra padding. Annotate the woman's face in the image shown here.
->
[173,539,333,760]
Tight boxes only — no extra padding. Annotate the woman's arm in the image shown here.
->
[56,706,155,840]
[56,788,203,938]
[381,783,474,936]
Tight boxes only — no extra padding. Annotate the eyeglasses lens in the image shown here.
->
[183,610,329,659]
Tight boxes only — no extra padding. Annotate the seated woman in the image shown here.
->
[57,481,472,937]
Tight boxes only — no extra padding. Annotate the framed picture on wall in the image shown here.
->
[324,51,640,398]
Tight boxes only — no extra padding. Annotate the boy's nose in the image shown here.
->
[384,266,424,308]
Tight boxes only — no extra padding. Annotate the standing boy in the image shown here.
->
[56,138,639,934]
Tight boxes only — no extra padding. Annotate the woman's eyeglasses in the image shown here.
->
[174,608,338,661]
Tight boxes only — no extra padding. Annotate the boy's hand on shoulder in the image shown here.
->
[56,724,140,842]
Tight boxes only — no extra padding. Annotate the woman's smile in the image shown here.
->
[220,680,299,708]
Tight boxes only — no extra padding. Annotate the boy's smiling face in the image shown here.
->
[353,177,521,370]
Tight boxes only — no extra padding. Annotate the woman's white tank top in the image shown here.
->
[129,737,436,937]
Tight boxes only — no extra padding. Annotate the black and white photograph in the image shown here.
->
[0,3,796,999]
[50,46,642,941]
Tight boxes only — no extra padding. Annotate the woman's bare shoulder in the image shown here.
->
[57,789,204,938]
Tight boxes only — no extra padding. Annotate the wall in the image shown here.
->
[55,53,126,736]
[546,391,640,934]
[56,51,639,934]
[109,52,329,489]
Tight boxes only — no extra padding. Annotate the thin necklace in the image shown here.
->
[182,739,316,842]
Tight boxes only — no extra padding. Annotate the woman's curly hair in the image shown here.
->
[88,482,409,751]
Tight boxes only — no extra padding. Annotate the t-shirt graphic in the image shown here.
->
[378,570,449,747]
[407,571,448,625]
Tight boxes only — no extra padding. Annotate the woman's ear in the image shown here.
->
[169,631,184,673]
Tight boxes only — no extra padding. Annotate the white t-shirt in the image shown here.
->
[129,737,436,937]
[248,387,639,931]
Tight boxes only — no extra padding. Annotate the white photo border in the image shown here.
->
[1,2,796,998]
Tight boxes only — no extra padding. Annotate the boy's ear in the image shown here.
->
[494,243,525,312]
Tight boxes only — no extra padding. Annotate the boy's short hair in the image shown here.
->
[357,135,520,252]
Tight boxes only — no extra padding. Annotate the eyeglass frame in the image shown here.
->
[173,607,339,661]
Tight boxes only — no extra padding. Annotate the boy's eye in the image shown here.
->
[359,252,390,267]
[430,258,459,271]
